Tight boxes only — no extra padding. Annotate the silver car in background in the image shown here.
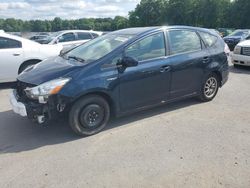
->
[38,30,103,49]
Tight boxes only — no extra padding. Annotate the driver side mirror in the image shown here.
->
[117,56,138,73]
[119,56,138,68]
[54,38,59,44]
[60,48,67,56]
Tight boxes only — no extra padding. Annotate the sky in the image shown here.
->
[0,0,141,20]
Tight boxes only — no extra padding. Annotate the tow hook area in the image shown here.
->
[25,95,69,124]
[57,104,66,112]
[37,115,45,124]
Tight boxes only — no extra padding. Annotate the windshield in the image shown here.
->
[65,34,134,63]
[229,30,249,37]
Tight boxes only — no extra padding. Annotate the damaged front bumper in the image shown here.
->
[10,90,27,117]
[9,88,70,124]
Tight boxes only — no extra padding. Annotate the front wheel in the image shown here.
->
[199,73,219,102]
[69,95,110,136]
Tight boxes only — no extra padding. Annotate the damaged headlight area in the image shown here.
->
[25,78,71,103]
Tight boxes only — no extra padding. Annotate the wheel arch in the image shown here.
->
[211,70,222,87]
[72,91,117,116]
[18,59,42,74]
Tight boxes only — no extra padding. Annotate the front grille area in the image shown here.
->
[242,47,250,56]
[16,80,36,101]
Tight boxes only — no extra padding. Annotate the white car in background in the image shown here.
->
[38,30,103,49]
[232,40,250,67]
[0,31,63,83]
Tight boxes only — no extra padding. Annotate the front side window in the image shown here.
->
[0,37,22,49]
[199,32,218,47]
[125,32,166,62]
[77,32,92,40]
[169,30,201,55]
[65,34,133,63]
[59,33,75,42]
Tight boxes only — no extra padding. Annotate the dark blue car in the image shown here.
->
[10,26,229,136]
[224,29,250,51]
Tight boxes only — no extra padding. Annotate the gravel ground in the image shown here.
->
[0,65,250,188]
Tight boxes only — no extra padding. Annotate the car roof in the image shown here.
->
[0,32,24,41]
[0,32,41,46]
[234,29,250,32]
[111,26,213,37]
[59,30,102,34]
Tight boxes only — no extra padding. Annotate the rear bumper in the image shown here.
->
[220,61,229,87]
[231,54,250,66]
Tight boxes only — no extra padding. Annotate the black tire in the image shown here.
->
[69,95,110,136]
[18,60,41,74]
[199,73,219,102]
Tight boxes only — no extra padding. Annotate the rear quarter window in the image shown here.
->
[0,37,22,49]
[199,32,218,47]
[168,30,201,55]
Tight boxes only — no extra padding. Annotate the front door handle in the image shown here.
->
[160,65,170,73]
[203,56,210,63]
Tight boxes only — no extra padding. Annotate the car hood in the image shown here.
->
[38,44,63,56]
[237,40,250,47]
[224,36,242,40]
[17,56,84,85]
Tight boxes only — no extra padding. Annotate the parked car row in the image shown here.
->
[217,28,234,38]
[0,30,63,83]
[0,29,103,83]
[29,33,50,43]
[223,29,250,51]
[30,30,103,49]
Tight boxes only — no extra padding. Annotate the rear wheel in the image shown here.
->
[199,73,219,102]
[69,95,110,136]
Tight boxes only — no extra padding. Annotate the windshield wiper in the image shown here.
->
[68,56,85,63]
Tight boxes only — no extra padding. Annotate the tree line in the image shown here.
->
[129,0,250,29]
[0,16,129,32]
[0,0,249,32]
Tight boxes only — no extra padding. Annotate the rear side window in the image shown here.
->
[125,32,166,62]
[0,37,22,49]
[77,32,93,40]
[199,32,218,47]
[168,30,201,55]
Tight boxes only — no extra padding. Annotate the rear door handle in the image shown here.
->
[203,56,210,63]
[13,53,20,56]
[160,65,171,73]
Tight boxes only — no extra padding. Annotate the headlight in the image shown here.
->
[25,78,71,100]
[234,46,241,54]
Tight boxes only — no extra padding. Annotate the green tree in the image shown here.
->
[228,0,250,28]
[112,16,129,30]
[52,17,63,31]
[129,0,166,27]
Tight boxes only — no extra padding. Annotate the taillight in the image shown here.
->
[224,43,230,54]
